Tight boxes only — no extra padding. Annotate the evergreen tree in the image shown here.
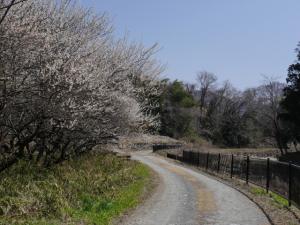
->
[281,43,300,145]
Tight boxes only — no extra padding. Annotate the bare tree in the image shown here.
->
[257,76,287,154]
[196,71,217,116]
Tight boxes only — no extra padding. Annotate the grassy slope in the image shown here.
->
[0,153,152,225]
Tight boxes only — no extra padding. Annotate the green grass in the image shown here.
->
[0,152,152,225]
[250,187,289,207]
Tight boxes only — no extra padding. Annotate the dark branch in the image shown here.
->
[0,0,16,25]
[0,0,27,10]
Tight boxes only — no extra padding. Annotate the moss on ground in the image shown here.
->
[250,187,289,208]
[0,152,151,225]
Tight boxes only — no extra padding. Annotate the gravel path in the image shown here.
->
[121,151,270,225]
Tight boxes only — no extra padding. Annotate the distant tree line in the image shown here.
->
[159,44,300,155]
[0,0,163,171]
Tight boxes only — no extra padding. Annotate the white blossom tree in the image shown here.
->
[0,0,163,169]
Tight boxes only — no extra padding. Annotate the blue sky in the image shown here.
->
[81,0,300,89]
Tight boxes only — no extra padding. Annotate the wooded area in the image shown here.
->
[159,51,300,155]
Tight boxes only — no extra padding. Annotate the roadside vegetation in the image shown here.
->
[0,152,152,225]
[250,187,289,208]
[230,177,300,225]
[0,2,160,222]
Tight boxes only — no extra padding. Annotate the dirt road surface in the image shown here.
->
[121,151,270,225]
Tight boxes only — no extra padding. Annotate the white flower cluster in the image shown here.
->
[0,0,163,166]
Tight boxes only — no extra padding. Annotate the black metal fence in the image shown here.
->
[167,150,300,208]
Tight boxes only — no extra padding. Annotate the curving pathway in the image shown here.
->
[121,150,270,225]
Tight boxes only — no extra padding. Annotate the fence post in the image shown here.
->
[206,152,209,171]
[266,158,270,193]
[193,152,196,165]
[192,152,195,165]
[217,153,221,173]
[230,154,234,178]
[246,156,249,184]
[288,162,292,207]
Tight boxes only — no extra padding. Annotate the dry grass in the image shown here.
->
[0,152,152,225]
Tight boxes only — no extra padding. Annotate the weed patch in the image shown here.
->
[250,187,289,208]
[0,152,151,225]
